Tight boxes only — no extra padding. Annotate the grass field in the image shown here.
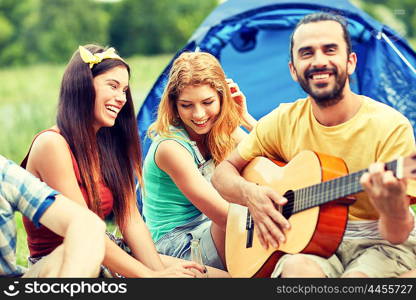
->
[0,54,172,164]
[0,54,172,267]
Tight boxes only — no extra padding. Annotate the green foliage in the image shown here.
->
[109,0,217,56]
[352,0,416,49]
[0,54,172,164]
[0,0,218,66]
[0,0,414,66]
[0,0,110,66]
[0,13,14,44]
[0,0,35,65]
[33,0,110,63]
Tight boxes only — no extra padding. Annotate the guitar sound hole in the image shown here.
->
[282,190,294,219]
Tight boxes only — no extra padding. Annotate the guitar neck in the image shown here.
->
[290,159,399,214]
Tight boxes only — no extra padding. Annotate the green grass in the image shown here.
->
[15,212,119,267]
[0,54,172,164]
[15,212,28,267]
[1,54,172,267]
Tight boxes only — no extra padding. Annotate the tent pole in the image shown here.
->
[381,32,416,74]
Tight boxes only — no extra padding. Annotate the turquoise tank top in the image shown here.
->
[142,126,215,242]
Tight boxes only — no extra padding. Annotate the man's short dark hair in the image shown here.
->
[289,12,352,62]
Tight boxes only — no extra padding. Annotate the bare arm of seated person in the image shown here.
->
[211,149,290,249]
[29,194,106,277]
[27,131,203,277]
[117,198,206,277]
[155,140,229,230]
[361,162,414,244]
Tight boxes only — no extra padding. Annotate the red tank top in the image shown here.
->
[22,128,114,258]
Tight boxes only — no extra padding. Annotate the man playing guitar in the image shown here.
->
[212,12,416,278]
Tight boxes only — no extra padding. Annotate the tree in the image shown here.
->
[0,0,39,65]
[353,0,415,41]
[32,0,110,63]
[109,0,218,56]
[0,0,110,66]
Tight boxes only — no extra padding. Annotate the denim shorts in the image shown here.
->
[155,214,225,270]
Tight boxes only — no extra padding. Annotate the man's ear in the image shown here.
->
[347,52,357,76]
[289,61,298,82]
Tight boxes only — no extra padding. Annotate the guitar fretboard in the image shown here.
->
[283,160,398,215]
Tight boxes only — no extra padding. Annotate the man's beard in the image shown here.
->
[297,66,348,108]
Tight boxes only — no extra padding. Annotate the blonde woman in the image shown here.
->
[22,44,208,278]
[142,51,256,271]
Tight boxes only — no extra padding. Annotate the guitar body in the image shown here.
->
[226,150,351,278]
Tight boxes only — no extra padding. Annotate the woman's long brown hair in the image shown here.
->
[57,44,142,229]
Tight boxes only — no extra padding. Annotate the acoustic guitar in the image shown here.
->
[225,150,416,278]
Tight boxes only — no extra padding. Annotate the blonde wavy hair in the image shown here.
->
[148,51,242,165]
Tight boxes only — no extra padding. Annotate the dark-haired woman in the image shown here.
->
[20,44,220,277]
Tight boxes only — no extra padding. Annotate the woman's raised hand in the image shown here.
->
[226,78,257,132]
[227,78,247,117]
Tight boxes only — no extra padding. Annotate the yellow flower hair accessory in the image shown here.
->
[79,45,125,69]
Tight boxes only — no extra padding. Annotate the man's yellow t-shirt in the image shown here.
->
[238,96,416,220]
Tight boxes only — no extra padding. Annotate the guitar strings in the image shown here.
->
[278,160,397,215]
[281,171,365,214]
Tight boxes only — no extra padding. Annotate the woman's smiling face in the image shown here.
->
[92,66,129,132]
[176,84,221,140]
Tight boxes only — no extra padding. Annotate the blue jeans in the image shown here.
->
[155,214,225,270]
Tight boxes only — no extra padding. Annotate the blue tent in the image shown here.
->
[137,0,416,158]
